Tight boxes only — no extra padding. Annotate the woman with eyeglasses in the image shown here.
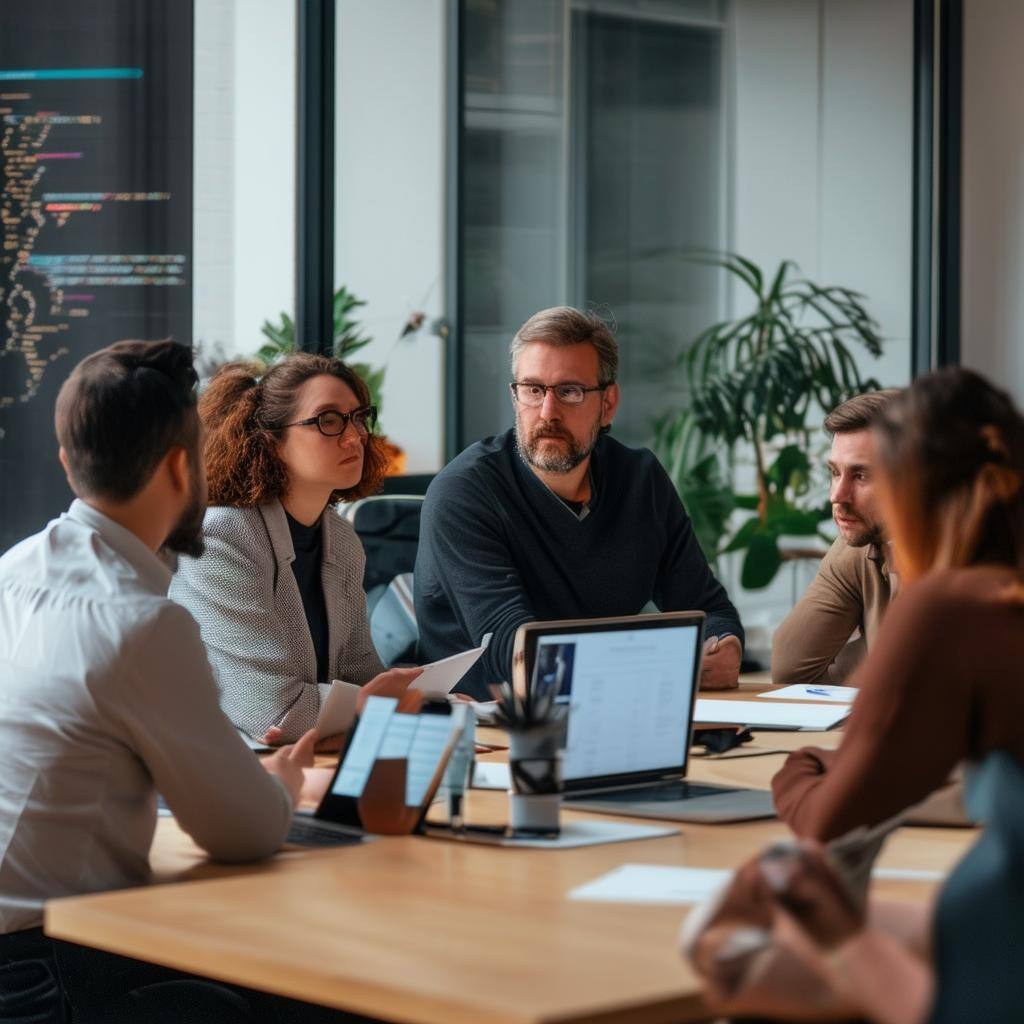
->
[170,354,419,744]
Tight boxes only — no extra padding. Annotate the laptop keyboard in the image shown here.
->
[570,781,740,804]
[286,818,364,847]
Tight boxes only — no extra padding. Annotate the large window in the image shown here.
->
[192,0,295,373]
[457,0,725,450]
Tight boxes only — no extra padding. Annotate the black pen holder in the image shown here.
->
[507,721,564,834]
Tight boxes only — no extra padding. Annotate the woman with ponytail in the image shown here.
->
[687,367,1024,1023]
[170,354,418,743]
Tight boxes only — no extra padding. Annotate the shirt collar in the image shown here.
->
[66,499,172,596]
[866,540,893,580]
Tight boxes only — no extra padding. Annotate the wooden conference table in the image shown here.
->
[45,677,975,1024]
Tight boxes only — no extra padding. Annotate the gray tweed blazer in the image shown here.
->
[169,501,383,741]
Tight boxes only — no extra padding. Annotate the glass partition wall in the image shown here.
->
[458,0,726,449]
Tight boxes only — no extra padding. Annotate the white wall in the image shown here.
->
[193,0,295,364]
[728,0,913,654]
[193,0,234,357]
[335,0,447,473]
[962,0,1024,401]
[732,0,912,389]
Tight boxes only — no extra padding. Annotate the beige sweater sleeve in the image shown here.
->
[771,538,866,685]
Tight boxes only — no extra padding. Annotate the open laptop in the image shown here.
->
[288,696,465,846]
[513,612,775,823]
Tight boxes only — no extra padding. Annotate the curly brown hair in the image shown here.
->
[200,353,387,507]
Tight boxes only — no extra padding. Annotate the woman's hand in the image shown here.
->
[761,841,863,950]
[688,855,775,984]
[358,666,424,711]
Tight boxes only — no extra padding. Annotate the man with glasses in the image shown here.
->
[415,306,743,699]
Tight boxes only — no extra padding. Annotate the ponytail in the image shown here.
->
[200,362,287,506]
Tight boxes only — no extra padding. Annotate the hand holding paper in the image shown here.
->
[316,667,425,739]
[410,634,492,696]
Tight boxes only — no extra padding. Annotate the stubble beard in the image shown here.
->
[834,507,883,549]
[163,451,207,558]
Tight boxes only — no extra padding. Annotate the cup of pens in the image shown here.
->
[490,679,567,836]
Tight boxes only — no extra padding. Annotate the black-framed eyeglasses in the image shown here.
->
[510,382,608,407]
[281,405,378,437]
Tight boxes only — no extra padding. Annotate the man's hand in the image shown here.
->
[262,728,318,806]
[700,634,742,690]
[299,766,335,809]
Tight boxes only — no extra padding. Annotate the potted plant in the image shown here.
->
[654,254,884,588]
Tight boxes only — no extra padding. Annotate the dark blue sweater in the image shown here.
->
[414,429,743,699]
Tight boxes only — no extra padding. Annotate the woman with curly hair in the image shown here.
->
[170,353,418,743]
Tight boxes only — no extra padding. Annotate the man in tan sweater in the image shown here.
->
[771,390,901,685]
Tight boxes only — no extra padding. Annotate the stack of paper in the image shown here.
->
[694,698,850,731]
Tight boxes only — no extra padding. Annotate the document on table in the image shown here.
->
[569,864,732,905]
[694,699,850,731]
[471,761,511,790]
[569,862,946,905]
[469,700,499,722]
[759,684,858,704]
[411,634,492,695]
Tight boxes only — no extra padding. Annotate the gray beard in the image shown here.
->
[515,420,599,474]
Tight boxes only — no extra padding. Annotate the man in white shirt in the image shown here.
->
[0,341,329,1023]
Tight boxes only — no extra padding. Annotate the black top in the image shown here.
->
[413,429,744,699]
[286,510,329,682]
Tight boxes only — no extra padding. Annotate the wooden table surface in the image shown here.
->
[44,677,975,1024]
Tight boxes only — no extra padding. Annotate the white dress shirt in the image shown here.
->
[0,501,292,934]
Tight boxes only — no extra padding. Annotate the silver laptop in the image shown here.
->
[514,612,775,823]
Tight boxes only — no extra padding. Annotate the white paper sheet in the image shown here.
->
[569,862,946,906]
[411,634,492,696]
[471,761,511,790]
[569,864,731,904]
[315,679,362,738]
[759,684,858,704]
[468,700,499,722]
[695,698,850,731]
[871,867,945,882]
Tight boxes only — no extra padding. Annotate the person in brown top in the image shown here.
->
[772,389,901,684]
[773,367,1024,840]
[686,366,1024,1023]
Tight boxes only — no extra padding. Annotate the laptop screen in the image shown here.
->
[530,621,702,785]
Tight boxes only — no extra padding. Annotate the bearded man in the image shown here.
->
[771,389,901,685]
[414,306,743,699]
